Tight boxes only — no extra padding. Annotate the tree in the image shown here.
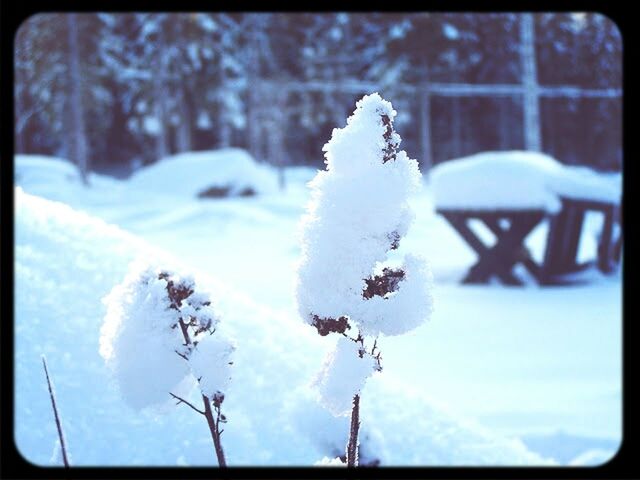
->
[66,13,90,184]
[296,94,433,466]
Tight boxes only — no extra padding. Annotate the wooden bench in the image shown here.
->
[438,197,621,286]
[540,197,621,284]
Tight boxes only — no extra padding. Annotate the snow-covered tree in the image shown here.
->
[100,262,234,466]
[296,93,433,466]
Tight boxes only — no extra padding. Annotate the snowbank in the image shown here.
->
[14,154,133,213]
[430,151,621,213]
[15,187,553,466]
[128,149,279,198]
[15,154,83,185]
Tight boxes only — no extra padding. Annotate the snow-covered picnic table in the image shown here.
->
[430,151,622,285]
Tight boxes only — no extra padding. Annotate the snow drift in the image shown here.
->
[128,148,279,198]
[15,187,552,466]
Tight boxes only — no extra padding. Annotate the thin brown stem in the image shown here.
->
[203,396,227,467]
[169,392,205,415]
[42,356,69,468]
[175,317,227,467]
[346,394,360,467]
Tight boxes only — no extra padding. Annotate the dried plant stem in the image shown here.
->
[41,356,69,468]
[203,396,227,467]
[174,318,227,467]
[346,394,360,467]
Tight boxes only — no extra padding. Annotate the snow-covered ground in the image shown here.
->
[14,152,622,466]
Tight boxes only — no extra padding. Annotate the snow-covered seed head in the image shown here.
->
[100,262,234,409]
[296,93,433,338]
[159,271,194,311]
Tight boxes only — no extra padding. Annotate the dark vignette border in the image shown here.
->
[0,0,634,479]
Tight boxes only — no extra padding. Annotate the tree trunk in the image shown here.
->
[67,13,90,185]
[419,88,433,172]
[245,14,265,162]
[451,97,462,158]
[219,121,231,148]
[499,97,510,150]
[153,17,170,161]
[15,78,26,153]
[176,85,192,153]
[266,89,287,190]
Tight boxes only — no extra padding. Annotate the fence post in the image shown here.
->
[419,82,433,172]
[520,13,542,152]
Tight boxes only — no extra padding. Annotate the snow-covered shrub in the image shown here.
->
[295,93,433,466]
[100,261,234,466]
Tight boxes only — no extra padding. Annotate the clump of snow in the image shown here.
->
[296,93,433,337]
[100,263,192,410]
[352,254,433,336]
[314,456,346,466]
[313,337,379,416]
[100,261,233,410]
[430,151,622,213]
[128,148,279,198]
[189,334,235,399]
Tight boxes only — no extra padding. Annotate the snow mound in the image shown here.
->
[430,151,621,213]
[128,148,279,198]
[15,154,83,185]
[15,187,553,466]
[14,154,127,208]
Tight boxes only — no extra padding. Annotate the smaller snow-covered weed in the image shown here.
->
[101,261,234,466]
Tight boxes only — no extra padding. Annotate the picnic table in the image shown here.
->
[438,198,621,286]
[430,151,622,286]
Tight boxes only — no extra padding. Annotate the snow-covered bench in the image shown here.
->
[430,151,622,285]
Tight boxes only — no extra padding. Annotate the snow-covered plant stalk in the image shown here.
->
[42,355,70,468]
[296,93,433,466]
[100,263,234,467]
